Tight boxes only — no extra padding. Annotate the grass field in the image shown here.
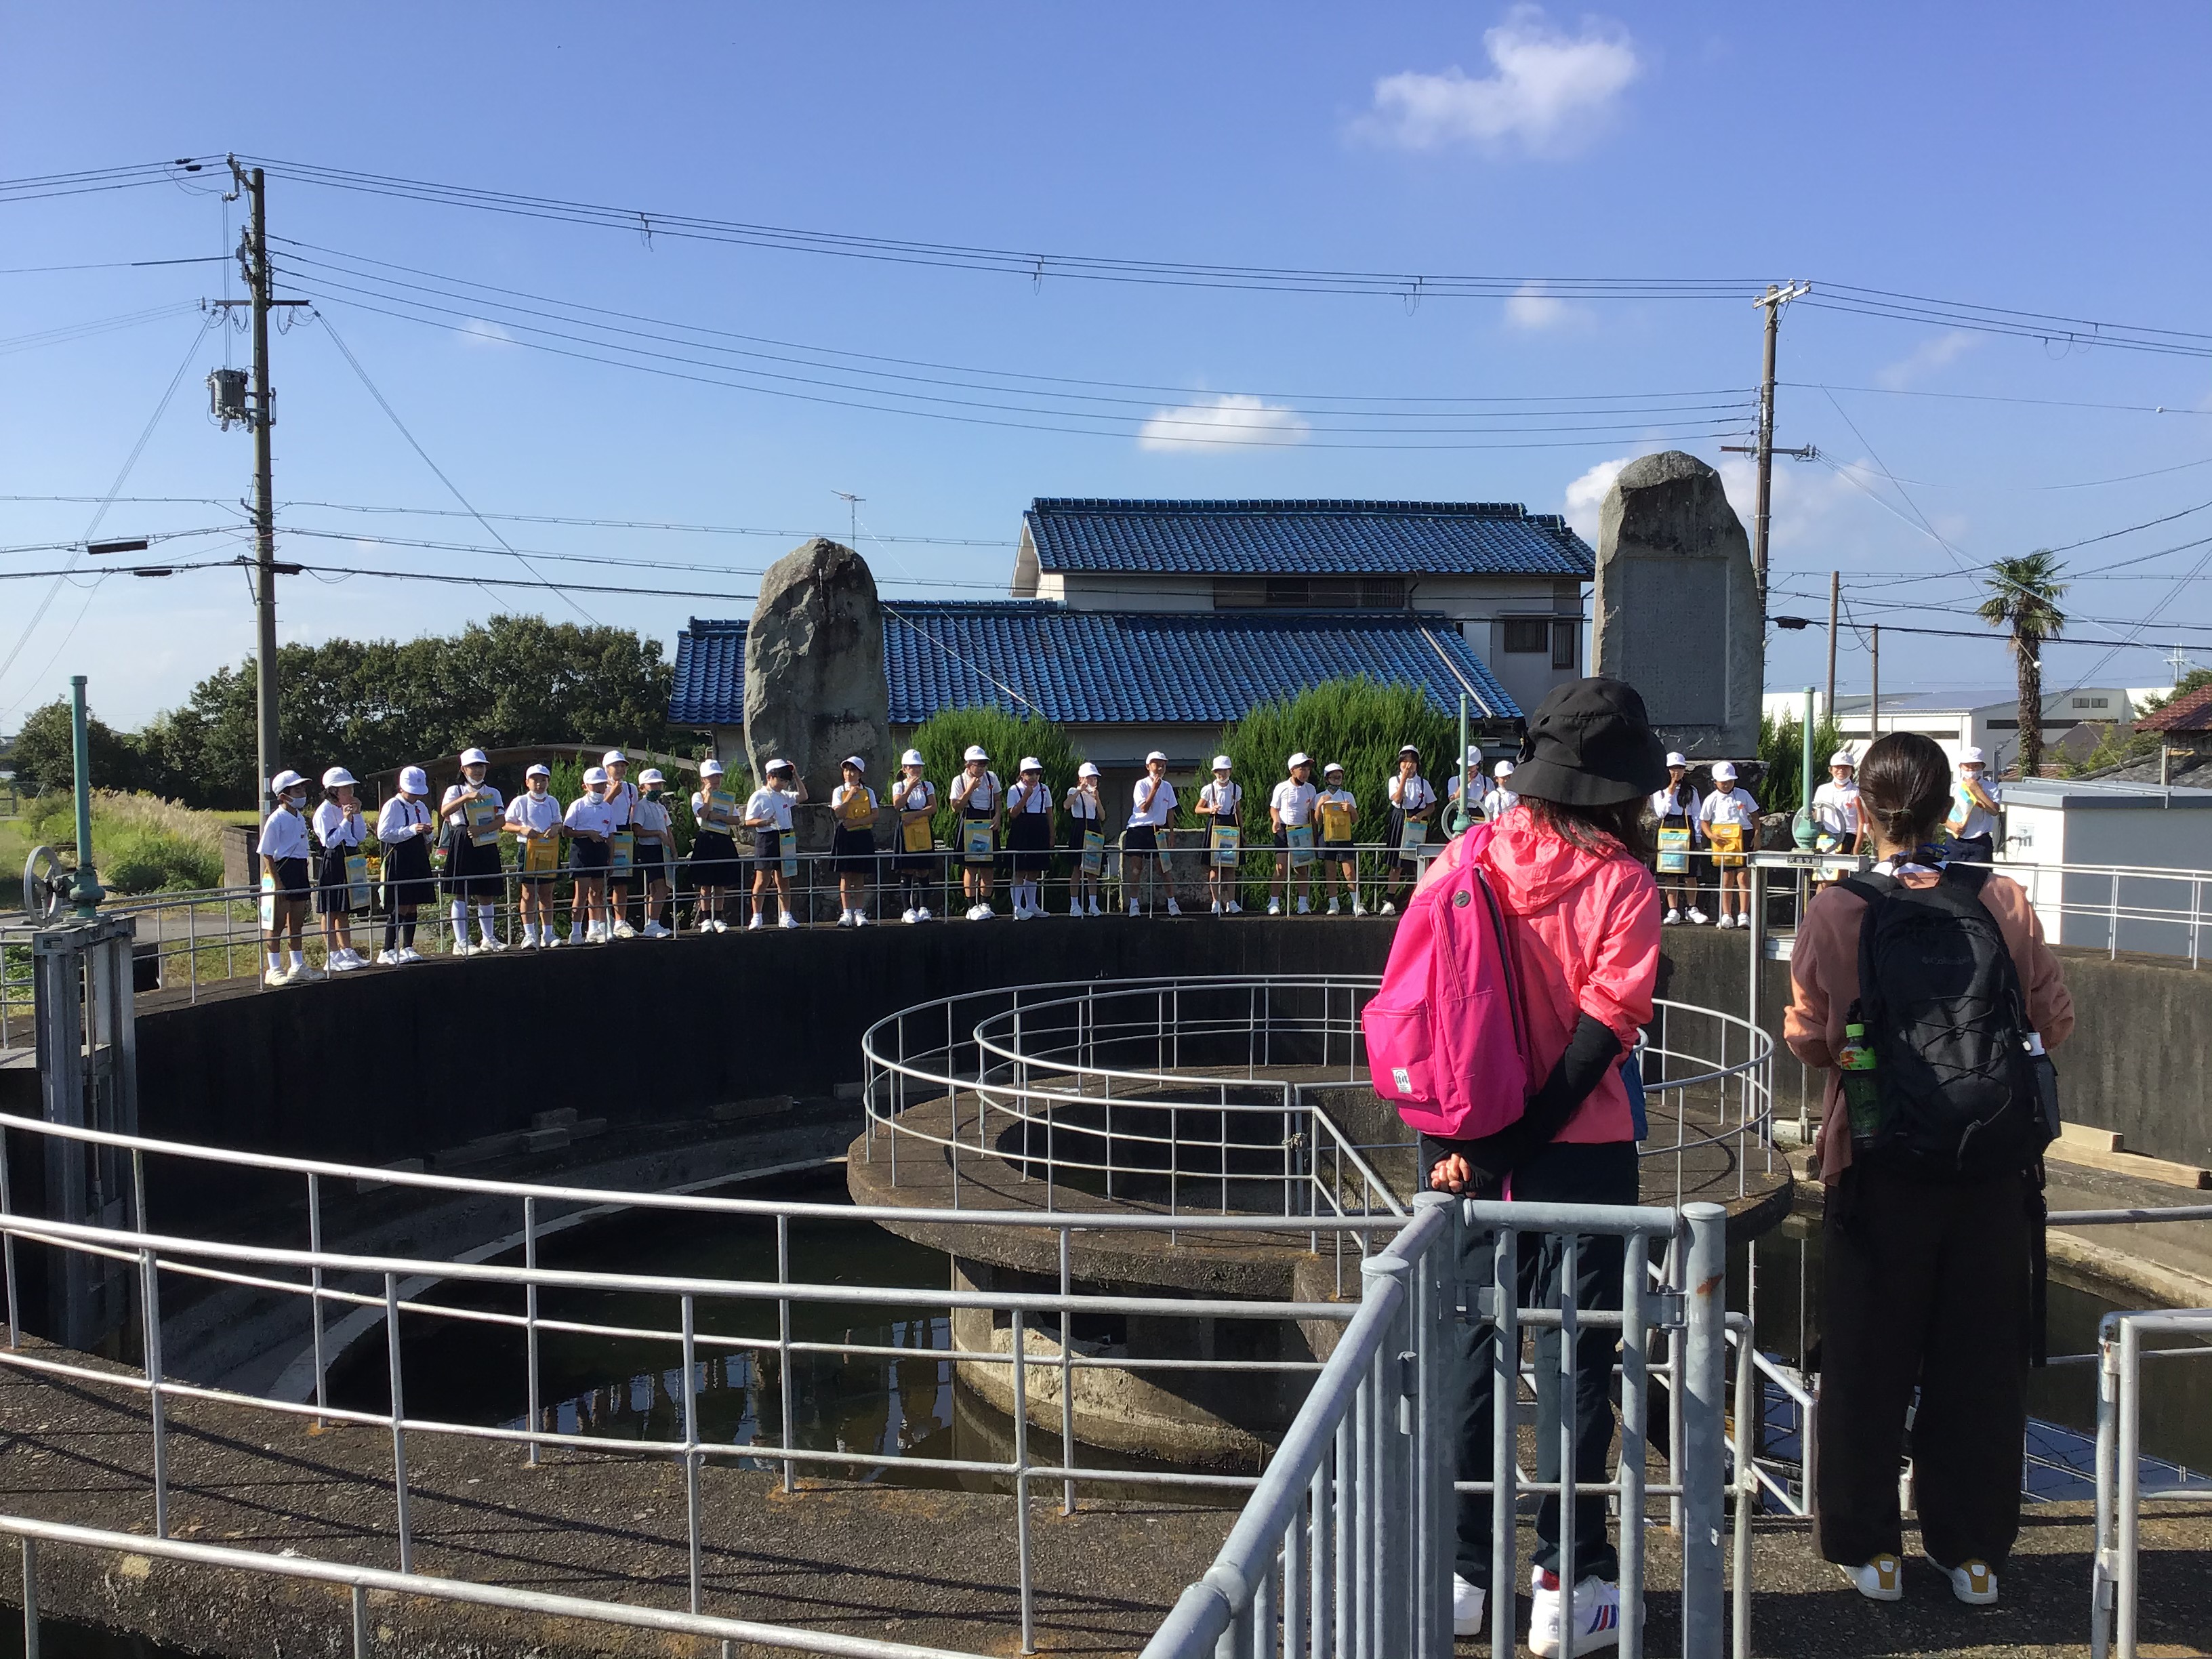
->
[1,790,254,899]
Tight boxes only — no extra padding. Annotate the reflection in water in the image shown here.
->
[1739,1216,2212,1500]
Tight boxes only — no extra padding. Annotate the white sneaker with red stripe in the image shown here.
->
[1529,1567,1622,1657]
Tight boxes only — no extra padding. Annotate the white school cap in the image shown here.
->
[459,747,490,768]
[640,768,665,787]
[1324,762,1345,777]
[602,748,628,766]
[526,762,552,779]
[321,766,356,789]
[1493,760,1516,779]
[1078,761,1100,778]
[1829,750,1856,769]
[1145,750,1168,764]
[1212,754,1233,772]
[964,744,990,763]
[1398,743,1420,758]
[1665,751,1689,769]
[1711,760,1738,781]
[1019,756,1042,773]
[583,766,609,785]
[399,766,429,795]
[1286,752,1311,770]
[901,748,924,768]
[699,758,725,777]
[766,756,794,775]
[268,769,306,796]
[1959,745,1986,764]
[843,754,867,773]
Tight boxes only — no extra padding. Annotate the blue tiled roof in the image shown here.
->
[670,604,1519,727]
[1023,498,1593,578]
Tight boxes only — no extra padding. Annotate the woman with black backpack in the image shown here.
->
[1785,730,2073,1608]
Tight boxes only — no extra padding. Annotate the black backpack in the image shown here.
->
[1839,864,2050,1181]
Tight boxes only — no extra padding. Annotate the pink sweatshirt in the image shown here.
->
[1477,808,1662,1143]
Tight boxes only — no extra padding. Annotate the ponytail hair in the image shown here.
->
[1855,731,1952,851]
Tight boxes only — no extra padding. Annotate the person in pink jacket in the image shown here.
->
[1425,676,1668,1651]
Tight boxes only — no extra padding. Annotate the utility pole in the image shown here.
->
[1825,571,1840,728]
[1723,282,1811,605]
[217,161,308,804]
[1869,625,1881,741]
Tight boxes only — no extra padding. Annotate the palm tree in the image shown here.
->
[1978,551,2070,777]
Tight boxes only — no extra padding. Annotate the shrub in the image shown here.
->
[907,706,1084,846]
[1755,710,1845,818]
[1214,677,1464,848]
[104,829,222,895]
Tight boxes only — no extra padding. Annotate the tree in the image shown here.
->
[1978,552,2069,778]
[1214,676,1461,846]
[1755,708,1845,817]
[7,697,146,796]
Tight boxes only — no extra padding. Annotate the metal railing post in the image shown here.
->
[1729,1320,1756,1659]
[140,1247,168,1538]
[20,1537,36,1659]
[2093,1314,2118,1659]
[775,1214,796,1494]
[682,1293,703,1616]
[384,1273,413,1574]
[1412,1191,1455,1659]
[1490,1219,1518,1659]
[1618,1231,1650,1659]
[0,1130,19,1350]
[350,1582,368,1658]
[308,1172,328,1427]
[1363,1248,1412,1659]
[2116,1315,2142,1659]
[1059,1227,1077,1517]
[523,1195,540,1467]
[1011,1308,1036,1656]
[1680,1204,1727,1659]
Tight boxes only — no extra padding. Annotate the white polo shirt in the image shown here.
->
[506,792,563,836]
[1128,775,1176,828]
[1699,788,1759,830]
[256,805,311,861]
[1198,779,1243,819]
[1271,779,1317,827]
[746,785,798,832]
[312,800,365,849]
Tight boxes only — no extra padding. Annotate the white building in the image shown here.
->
[1996,775,2212,956]
[1816,687,2134,773]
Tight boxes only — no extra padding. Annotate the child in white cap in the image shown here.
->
[375,766,434,963]
[1005,756,1054,919]
[1269,753,1317,916]
[1315,762,1364,916]
[1443,745,1483,827]
[256,769,319,985]
[1124,750,1180,917]
[1948,745,2001,863]
[438,747,506,954]
[1650,751,1704,925]
[1485,758,1520,819]
[951,745,1002,920]
[504,762,565,947]
[830,755,880,926]
[1382,745,1435,916]
[634,768,675,936]
[688,758,740,932]
[1195,755,1243,916]
[599,749,640,938]
[565,766,616,942]
[745,758,806,929]
[1811,750,1862,858]
[890,750,938,924]
[1064,761,1105,917]
[312,766,367,972]
[1698,761,1759,927]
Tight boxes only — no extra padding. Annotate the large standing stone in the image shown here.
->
[744,539,891,804]
[1591,451,1761,757]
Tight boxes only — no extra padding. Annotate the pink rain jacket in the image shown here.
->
[1475,807,1662,1144]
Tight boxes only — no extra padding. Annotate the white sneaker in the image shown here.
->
[287,962,326,984]
[1225,900,1242,914]
[264,968,289,987]
[1328,898,1340,915]
[854,910,869,926]
[746,914,765,931]
[1069,899,1082,917]
[1294,897,1310,915]
[903,907,919,924]
[398,946,424,964]
[1267,898,1282,916]
[1662,908,1681,925]
[1687,908,1708,925]
[1380,901,1397,916]
[1166,898,1182,916]
[450,939,472,958]
[610,922,636,941]
[1011,903,1029,921]
[542,932,562,949]
[1923,1553,1996,1605]
[1086,897,1101,917]
[1720,914,1738,930]
[837,909,855,928]
[1452,1574,1486,1639]
[1126,900,1140,916]
[642,920,672,939]
[777,912,798,929]
[1352,900,1368,916]
[1837,1555,1902,1602]
[918,906,933,922]
[1210,900,1223,916]
[1529,1568,1623,1658]
[375,949,401,966]
[712,918,732,933]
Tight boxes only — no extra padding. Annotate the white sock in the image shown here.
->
[266,951,282,973]
[450,901,468,933]
[477,904,496,937]
[523,924,539,945]
[288,950,304,970]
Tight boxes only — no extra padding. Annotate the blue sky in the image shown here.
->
[5,2,2211,729]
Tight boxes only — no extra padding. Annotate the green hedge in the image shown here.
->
[907,706,1084,846]
[1214,677,1465,846]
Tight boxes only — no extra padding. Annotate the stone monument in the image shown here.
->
[1591,451,1761,757]
[744,538,892,808]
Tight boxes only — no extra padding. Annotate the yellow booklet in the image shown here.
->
[1319,801,1353,842]
[901,817,934,854]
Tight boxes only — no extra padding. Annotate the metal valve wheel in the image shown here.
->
[21,844,69,923]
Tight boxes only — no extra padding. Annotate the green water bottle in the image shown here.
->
[1837,1004,1883,1145]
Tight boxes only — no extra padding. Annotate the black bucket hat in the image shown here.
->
[1511,677,1670,807]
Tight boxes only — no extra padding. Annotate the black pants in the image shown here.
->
[1948,834,1994,864]
[1434,1138,1638,1587]
[1815,1162,2031,1570]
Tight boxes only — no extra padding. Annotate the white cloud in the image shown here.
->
[1136,394,1312,453]
[457,318,516,347]
[1874,329,1977,390]
[1503,281,1593,332]
[1356,7,1641,157]
[1563,455,1632,541]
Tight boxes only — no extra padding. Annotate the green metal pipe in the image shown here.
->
[68,674,103,916]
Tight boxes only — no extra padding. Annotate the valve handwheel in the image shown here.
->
[21,845,68,924]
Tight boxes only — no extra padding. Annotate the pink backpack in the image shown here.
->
[1361,823,1534,1139]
